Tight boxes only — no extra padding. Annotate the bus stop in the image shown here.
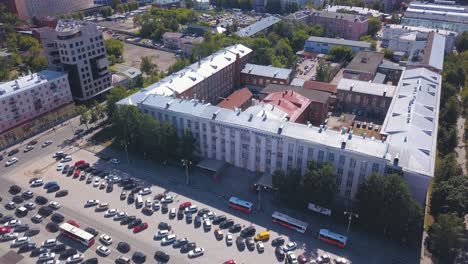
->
[196,158,227,181]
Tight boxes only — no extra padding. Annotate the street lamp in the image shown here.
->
[344,210,359,234]
[181,159,192,185]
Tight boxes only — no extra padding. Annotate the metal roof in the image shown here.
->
[235,16,281,37]
[381,68,441,177]
[337,78,396,98]
[241,63,292,80]
[0,70,66,99]
[306,36,371,49]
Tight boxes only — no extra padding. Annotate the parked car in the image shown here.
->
[5,157,19,166]
[228,223,242,233]
[188,247,205,258]
[96,245,111,256]
[99,234,112,245]
[221,219,235,229]
[154,230,169,240]
[161,234,176,245]
[173,238,188,248]
[154,251,170,262]
[133,222,148,233]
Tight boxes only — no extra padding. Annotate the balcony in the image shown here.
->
[11,105,18,112]
[9,98,16,104]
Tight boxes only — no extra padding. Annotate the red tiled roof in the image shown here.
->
[217,88,253,110]
[302,81,337,94]
[263,90,312,122]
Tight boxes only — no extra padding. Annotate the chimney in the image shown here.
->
[350,83,354,91]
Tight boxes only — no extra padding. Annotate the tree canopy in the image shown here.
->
[329,46,353,62]
[367,17,381,36]
[427,213,467,262]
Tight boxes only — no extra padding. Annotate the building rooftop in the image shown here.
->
[118,44,252,104]
[290,78,305,87]
[119,94,389,159]
[262,84,331,104]
[306,36,372,49]
[422,33,445,71]
[0,70,66,98]
[55,20,93,32]
[381,68,441,177]
[217,88,253,110]
[345,51,385,74]
[302,80,338,94]
[310,11,368,23]
[235,16,281,37]
[337,78,396,97]
[162,32,183,39]
[261,90,312,122]
[325,5,384,17]
[121,67,141,79]
[241,63,292,80]
[383,24,459,37]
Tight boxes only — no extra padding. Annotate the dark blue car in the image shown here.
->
[44,181,58,189]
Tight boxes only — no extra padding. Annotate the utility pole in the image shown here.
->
[344,209,359,234]
[181,159,192,185]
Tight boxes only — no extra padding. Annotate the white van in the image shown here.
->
[136,195,143,207]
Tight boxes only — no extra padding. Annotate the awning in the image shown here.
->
[255,172,275,190]
[196,158,227,174]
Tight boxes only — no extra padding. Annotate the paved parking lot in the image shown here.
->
[295,58,319,81]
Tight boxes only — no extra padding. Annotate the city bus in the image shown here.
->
[318,229,347,248]
[228,196,253,213]
[271,211,309,233]
[59,223,95,247]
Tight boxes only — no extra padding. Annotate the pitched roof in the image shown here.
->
[241,63,292,80]
[306,36,371,49]
[302,80,338,94]
[217,88,253,110]
[235,16,281,37]
[262,84,330,104]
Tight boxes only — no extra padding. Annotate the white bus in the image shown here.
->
[59,223,95,247]
[271,211,309,233]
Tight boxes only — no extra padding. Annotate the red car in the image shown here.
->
[225,260,236,264]
[298,254,309,263]
[0,226,11,234]
[178,201,191,210]
[73,169,81,178]
[67,220,80,228]
[133,222,148,233]
[74,160,85,166]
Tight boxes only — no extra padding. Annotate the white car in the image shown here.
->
[31,179,44,187]
[96,245,110,256]
[100,234,112,245]
[184,205,198,214]
[38,252,55,261]
[154,230,169,240]
[188,247,205,258]
[24,202,36,210]
[139,188,152,195]
[257,241,264,252]
[287,251,298,264]
[104,209,118,217]
[152,200,161,210]
[93,178,100,187]
[169,208,176,217]
[32,214,43,223]
[335,257,349,264]
[60,156,72,162]
[56,163,65,171]
[52,151,63,158]
[160,196,174,203]
[44,260,59,264]
[109,158,120,164]
[114,212,127,220]
[66,253,83,263]
[5,157,18,166]
[203,219,211,229]
[11,236,30,247]
[6,219,21,227]
[203,211,216,220]
[85,200,99,207]
[49,201,61,209]
[42,140,53,148]
[161,234,176,245]
[42,238,58,247]
[226,233,233,246]
[24,145,34,152]
[97,203,109,210]
[283,241,298,252]
[317,254,331,263]
[145,199,152,208]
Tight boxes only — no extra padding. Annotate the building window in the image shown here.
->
[328,152,335,162]
[372,163,380,172]
[339,155,346,165]
[318,150,324,161]
[344,189,351,197]
[350,158,356,168]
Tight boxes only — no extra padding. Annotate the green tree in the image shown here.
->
[106,86,127,118]
[291,29,308,52]
[329,46,353,62]
[111,0,121,8]
[428,213,467,262]
[265,0,281,14]
[105,39,124,61]
[307,25,325,37]
[167,58,191,74]
[180,129,197,161]
[434,153,463,183]
[383,48,394,60]
[315,62,332,82]
[367,17,381,36]
[455,32,468,53]
[140,56,157,76]
[360,35,377,50]
[76,105,90,130]
[100,6,113,18]
[356,173,423,244]
[302,161,337,207]
[272,169,302,208]
[431,175,468,216]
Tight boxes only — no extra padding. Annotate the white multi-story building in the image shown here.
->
[402,2,468,32]
[38,20,111,101]
[118,65,441,204]
[0,70,72,134]
[13,0,94,20]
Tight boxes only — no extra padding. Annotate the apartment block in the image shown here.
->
[301,11,368,40]
[401,2,468,32]
[37,20,111,101]
[0,70,72,134]
[5,0,94,20]
[125,44,252,104]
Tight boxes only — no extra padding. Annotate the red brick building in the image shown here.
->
[217,88,253,111]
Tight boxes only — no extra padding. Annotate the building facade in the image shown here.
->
[9,0,94,20]
[162,32,183,50]
[306,11,368,40]
[401,2,468,32]
[304,36,371,54]
[38,20,111,101]
[241,63,293,88]
[0,70,72,134]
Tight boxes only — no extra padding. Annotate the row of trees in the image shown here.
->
[272,161,423,245]
[426,34,468,262]
[192,21,325,68]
